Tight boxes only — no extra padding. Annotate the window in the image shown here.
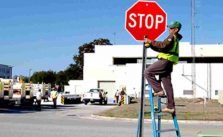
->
[6,70,10,74]
[215,90,219,95]
[183,90,193,95]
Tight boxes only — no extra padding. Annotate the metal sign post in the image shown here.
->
[138,42,147,137]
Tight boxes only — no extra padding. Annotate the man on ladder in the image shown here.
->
[144,21,183,113]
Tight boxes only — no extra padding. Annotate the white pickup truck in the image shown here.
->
[82,89,108,105]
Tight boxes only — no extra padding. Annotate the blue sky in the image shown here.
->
[0,0,222,76]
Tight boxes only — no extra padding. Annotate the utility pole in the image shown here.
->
[191,0,196,97]
[207,64,212,99]
[29,68,32,82]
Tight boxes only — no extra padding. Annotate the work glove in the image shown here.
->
[144,35,151,48]
[144,42,150,47]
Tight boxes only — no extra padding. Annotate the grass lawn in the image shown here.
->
[97,98,223,121]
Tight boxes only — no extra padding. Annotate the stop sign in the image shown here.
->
[125,1,167,41]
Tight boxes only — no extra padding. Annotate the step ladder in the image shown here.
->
[136,84,181,137]
[148,84,181,137]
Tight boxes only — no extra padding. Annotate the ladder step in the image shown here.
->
[152,93,167,98]
[157,128,178,133]
[144,112,170,116]
[160,101,166,104]
[144,111,160,115]
[158,95,167,98]
[156,112,168,116]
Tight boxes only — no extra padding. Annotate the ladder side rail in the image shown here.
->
[172,114,181,137]
[136,112,141,137]
[148,84,157,137]
[157,97,162,137]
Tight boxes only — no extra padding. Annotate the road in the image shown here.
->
[0,102,222,137]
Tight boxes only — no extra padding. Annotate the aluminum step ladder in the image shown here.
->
[136,84,181,137]
[148,84,181,137]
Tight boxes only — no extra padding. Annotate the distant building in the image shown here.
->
[65,43,223,100]
[0,64,12,79]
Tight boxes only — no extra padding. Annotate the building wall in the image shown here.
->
[67,80,96,94]
[211,64,223,99]
[67,44,223,100]
[0,64,12,79]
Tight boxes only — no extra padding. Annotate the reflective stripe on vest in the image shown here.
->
[157,35,179,64]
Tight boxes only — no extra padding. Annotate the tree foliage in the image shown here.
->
[29,38,112,88]
[30,70,56,85]
[19,75,29,83]
[71,38,112,79]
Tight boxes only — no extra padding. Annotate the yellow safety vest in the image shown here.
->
[157,35,179,64]
[51,90,58,99]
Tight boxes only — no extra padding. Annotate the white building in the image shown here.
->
[65,42,223,100]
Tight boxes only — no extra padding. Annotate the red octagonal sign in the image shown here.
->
[125,1,167,41]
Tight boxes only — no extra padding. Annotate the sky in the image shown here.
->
[0,0,223,76]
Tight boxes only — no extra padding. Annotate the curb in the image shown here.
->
[91,114,223,125]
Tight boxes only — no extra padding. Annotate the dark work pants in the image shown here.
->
[144,59,175,109]
[36,100,41,111]
[53,98,57,109]
[115,96,119,104]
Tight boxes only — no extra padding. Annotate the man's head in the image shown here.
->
[168,21,182,34]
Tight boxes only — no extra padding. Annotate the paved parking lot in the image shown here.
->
[0,102,223,137]
[0,101,116,117]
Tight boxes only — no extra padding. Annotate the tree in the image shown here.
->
[64,64,82,80]
[21,76,29,83]
[55,71,68,91]
[55,71,68,85]
[71,38,112,79]
[30,70,56,85]
[15,75,29,83]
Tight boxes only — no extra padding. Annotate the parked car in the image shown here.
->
[83,89,107,105]
[61,91,81,104]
